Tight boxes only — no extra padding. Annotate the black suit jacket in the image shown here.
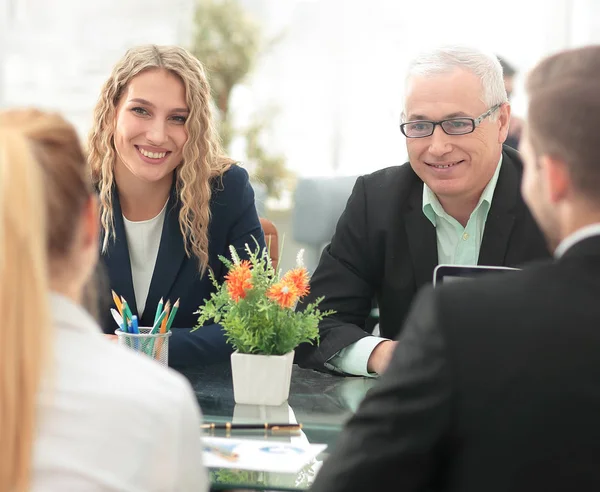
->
[100,165,265,368]
[310,234,600,492]
[296,146,550,369]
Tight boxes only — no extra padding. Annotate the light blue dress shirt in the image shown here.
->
[327,157,503,377]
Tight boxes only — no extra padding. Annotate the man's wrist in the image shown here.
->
[367,340,395,374]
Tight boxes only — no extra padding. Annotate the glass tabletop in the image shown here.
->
[180,362,375,491]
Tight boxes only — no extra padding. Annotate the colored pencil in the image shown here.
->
[156,300,171,360]
[149,309,168,334]
[164,299,179,332]
[153,297,164,326]
[159,300,171,334]
[111,290,123,317]
[121,298,134,325]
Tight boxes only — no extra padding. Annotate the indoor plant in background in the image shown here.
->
[194,243,333,406]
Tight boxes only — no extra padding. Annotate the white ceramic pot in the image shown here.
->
[230,350,295,406]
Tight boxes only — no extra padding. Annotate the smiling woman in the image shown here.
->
[88,45,266,368]
[112,69,190,211]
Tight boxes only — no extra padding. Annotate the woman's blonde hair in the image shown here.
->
[88,45,234,275]
[0,109,92,491]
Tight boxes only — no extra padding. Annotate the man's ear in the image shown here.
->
[498,103,511,144]
[541,154,569,204]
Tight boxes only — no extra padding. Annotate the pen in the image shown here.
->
[110,308,125,332]
[201,422,303,431]
[131,314,139,334]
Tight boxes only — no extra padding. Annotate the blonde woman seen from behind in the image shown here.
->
[0,109,207,492]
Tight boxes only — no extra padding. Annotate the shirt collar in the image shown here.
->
[554,223,600,258]
[423,154,503,227]
[50,292,103,337]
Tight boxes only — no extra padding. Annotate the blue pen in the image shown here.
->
[131,315,140,350]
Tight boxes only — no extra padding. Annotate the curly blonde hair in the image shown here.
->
[88,45,234,275]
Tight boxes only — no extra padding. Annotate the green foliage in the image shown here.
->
[191,0,291,200]
[194,243,334,356]
[191,0,261,140]
[211,458,317,488]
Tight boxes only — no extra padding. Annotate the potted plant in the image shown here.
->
[194,243,333,406]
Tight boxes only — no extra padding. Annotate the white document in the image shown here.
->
[203,436,327,473]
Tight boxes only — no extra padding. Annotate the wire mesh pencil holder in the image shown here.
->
[115,328,172,366]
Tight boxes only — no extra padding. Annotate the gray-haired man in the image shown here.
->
[296,45,550,375]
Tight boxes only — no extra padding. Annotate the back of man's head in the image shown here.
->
[526,45,600,203]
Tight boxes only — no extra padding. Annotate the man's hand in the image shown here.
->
[105,334,118,343]
[367,340,398,375]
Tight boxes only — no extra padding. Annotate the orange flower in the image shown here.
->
[282,267,310,297]
[267,281,300,309]
[225,260,253,302]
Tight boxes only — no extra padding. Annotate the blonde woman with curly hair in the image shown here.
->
[89,45,265,367]
[0,108,207,491]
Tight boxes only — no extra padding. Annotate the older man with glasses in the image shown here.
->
[296,45,550,376]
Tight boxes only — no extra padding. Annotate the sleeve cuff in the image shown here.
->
[326,336,390,377]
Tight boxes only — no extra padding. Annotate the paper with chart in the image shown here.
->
[203,436,327,473]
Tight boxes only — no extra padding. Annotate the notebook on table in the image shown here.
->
[433,264,520,288]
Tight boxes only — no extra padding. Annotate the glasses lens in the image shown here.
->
[441,118,474,135]
[402,121,434,137]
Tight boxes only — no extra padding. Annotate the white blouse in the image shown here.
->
[122,201,167,317]
[32,293,208,491]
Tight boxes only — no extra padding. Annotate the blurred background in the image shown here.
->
[2,0,599,271]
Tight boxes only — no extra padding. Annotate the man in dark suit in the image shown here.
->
[310,45,600,492]
[296,46,550,376]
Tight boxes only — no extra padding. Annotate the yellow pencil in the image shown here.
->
[111,290,123,317]
[160,300,171,334]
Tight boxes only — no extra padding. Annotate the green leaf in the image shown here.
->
[192,241,334,355]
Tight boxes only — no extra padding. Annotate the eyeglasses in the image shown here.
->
[400,103,502,138]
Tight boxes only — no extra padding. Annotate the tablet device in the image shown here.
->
[433,264,520,287]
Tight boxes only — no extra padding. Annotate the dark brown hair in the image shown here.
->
[526,45,600,201]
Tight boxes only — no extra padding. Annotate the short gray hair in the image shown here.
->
[405,45,508,119]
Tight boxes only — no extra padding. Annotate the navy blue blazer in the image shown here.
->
[100,165,266,368]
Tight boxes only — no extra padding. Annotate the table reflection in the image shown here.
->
[179,362,376,491]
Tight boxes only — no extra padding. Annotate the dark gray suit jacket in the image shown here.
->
[310,234,600,492]
[296,145,551,370]
[100,165,265,368]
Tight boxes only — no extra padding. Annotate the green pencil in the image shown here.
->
[121,298,134,326]
[164,299,180,332]
[153,297,164,326]
[149,309,167,334]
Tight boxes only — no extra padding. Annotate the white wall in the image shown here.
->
[233,0,600,178]
[2,0,194,136]
[1,0,598,177]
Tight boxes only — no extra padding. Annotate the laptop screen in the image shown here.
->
[433,264,519,287]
